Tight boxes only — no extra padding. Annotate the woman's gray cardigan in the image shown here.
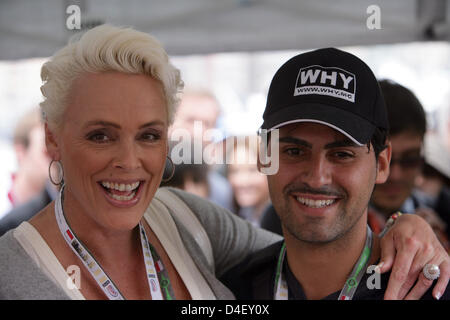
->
[0,188,281,300]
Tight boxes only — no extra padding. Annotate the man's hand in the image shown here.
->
[377,214,450,300]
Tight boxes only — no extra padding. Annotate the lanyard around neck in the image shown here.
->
[55,186,173,300]
[274,225,373,300]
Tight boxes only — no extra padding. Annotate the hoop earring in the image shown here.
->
[161,156,175,182]
[49,160,64,186]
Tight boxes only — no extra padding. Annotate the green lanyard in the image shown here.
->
[274,226,373,300]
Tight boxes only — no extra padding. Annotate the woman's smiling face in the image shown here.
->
[46,71,168,231]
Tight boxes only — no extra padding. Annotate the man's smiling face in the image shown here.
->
[267,122,390,244]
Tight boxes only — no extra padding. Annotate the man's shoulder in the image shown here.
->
[219,242,450,300]
[220,240,284,299]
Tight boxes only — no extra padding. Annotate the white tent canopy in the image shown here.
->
[0,0,449,60]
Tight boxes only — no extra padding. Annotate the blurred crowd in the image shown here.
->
[1,81,450,251]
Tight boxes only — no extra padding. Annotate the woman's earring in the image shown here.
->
[161,156,175,182]
[48,159,64,187]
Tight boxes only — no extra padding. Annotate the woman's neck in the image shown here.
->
[61,188,141,263]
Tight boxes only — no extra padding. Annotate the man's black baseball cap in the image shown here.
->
[260,48,388,146]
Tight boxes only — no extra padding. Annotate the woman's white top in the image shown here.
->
[13,195,215,300]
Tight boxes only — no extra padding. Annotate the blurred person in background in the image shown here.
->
[160,162,209,198]
[415,133,450,240]
[226,135,270,226]
[0,113,59,235]
[169,89,234,211]
[160,141,210,199]
[369,80,449,250]
[0,108,52,218]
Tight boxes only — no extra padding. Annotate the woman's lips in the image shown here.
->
[98,180,144,207]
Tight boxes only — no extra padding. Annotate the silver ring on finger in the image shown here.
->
[423,263,440,281]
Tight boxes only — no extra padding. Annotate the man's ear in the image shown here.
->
[375,141,392,184]
[45,123,61,161]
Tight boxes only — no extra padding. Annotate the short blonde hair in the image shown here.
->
[40,24,183,129]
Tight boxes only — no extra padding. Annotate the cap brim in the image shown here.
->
[261,103,376,146]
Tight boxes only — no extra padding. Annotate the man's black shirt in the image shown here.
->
[220,241,448,300]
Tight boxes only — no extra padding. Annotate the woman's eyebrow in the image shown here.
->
[139,121,165,129]
[83,120,165,129]
[84,120,120,129]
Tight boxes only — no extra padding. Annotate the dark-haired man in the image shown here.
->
[369,80,448,250]
[221,48,449,300]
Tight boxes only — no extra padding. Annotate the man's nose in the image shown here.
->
[300,156,332,189]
